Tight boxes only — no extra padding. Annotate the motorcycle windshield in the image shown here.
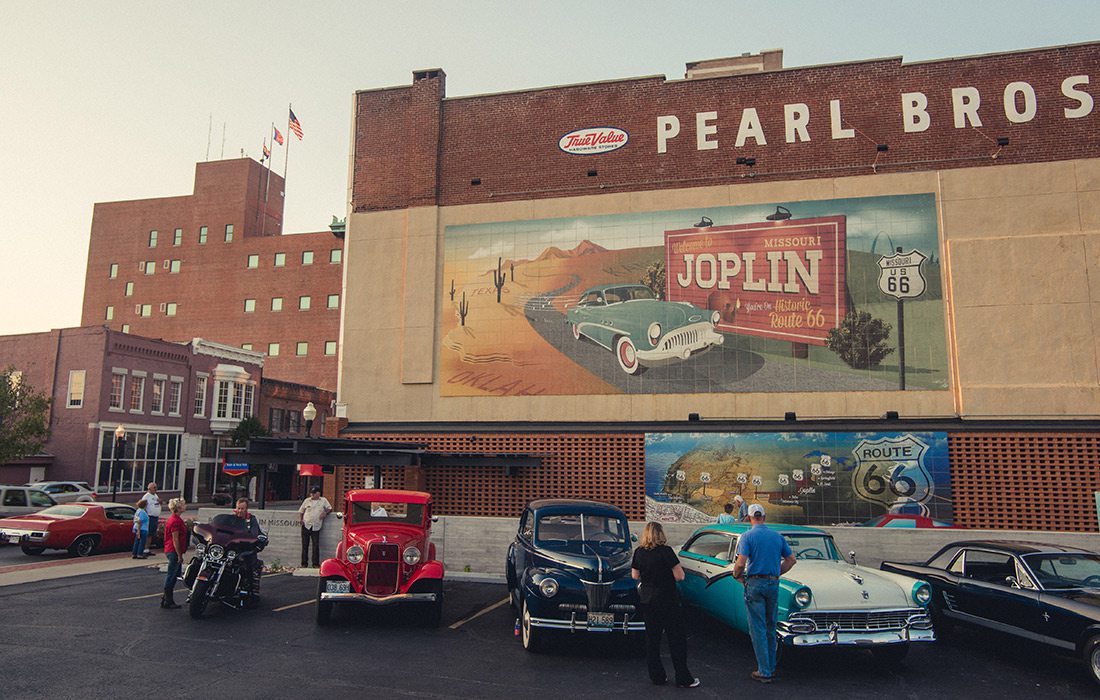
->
[209,513,261,539]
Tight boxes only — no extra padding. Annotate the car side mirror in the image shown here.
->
[335,512,344,520]
[431,515,439,523]
[848,551,857,565]
[1005,575,1021,589]
[631,534,638,543]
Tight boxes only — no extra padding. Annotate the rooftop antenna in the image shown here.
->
[220,121,226,159]
[205,114,212,161]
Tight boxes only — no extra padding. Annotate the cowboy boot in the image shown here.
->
[163,590,181,609]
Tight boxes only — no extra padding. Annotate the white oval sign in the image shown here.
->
[558,126,629,155]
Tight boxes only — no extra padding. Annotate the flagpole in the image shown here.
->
[262,123,274,236]
[283,103,292,192]
[256,137,267,233]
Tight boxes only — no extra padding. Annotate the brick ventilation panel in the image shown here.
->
[949,433,1100,532]
[336,433,646,520]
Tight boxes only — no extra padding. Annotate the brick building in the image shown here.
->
[335,43,1100,532]
[80,158,344,391]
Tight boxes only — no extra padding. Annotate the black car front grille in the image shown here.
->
[791,609,921,631]
[582,581,613,612]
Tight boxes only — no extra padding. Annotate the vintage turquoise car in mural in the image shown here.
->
[677,523,935,663]
[564,283,724,374]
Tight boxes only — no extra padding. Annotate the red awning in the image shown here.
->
[298,463,323,477]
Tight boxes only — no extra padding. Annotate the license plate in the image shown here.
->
[587,612,614,628]
[326,580,351,594]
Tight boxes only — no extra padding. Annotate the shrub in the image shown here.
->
[826,311,894,369]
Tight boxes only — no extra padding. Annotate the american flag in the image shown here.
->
[273,127,284,146]
[288,108,304,140]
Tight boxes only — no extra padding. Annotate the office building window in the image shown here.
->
[299,295,311,311]
[325,341,336,356]
[67,370,86,408]
[268,343,280,356]
[129,374,145,413]
[327,294,339,309]
[302,251,314,265]
[151,377,165,414]
[296,342,308,356]
[199,226,208,244]
[139,304,152,317]
[165,302,177,316]
[247,254,259,269]
[225,224,234,242]
[330,248,342,264]
[274,252,286,267]
[109,372,126,410]
[125,281,134,296]
[244,299,256,313]
[173,228,182,246]
[193,373,208,417]
[105,306,114,321]
[109,263,118,279]
[144,261,155,275]
[168,379,182,416]
[271,297,283,312]
[242,343,253,351]
[169,260,180,273]
[121,324,130,334]
[149,230,158,247]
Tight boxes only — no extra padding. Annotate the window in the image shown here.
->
[247,254,259,269]
[129,374,145,413]
[151,377,165,414]
[268,343,280,357]
[105,306,114,321]
[193,373,208,417]
[327,294,339,309]
[324,341,336,356]
[96,430,182,493]
[109,263,118,279]
[165,303,177,316]
[244,299,256,313]
[169,260,180,273]
[271,297,283,312]
[231,383,244,418]
[199,226,208,244]
[330,248,342,264]
[269,407,284,432]
[302,251,314,265]
[168,379,182,416]
[149,230,158,247]
[143,261,155,275]
[299,295,311,311]
[121,324,130,334]
[288,410,301,433]
[684,532,735,560]
[274,252,286,267]
[125,281,134,297]
[241,343,253,351]
[67,370,86,408]
[173,228,182,246]
[139,304,152,317]
[962,550,1018,584]
[213,378,255,421]
[224,224,234,242]
[296,342,308,356]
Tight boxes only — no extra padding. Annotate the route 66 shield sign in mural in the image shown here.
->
[877,249,927,300]
[851,433,935,510]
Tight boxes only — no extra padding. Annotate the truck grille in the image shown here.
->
[364,542,400,595]
[582,581,612,612]
[791,609,922,631]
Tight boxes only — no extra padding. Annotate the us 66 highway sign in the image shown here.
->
[878,249,927,299]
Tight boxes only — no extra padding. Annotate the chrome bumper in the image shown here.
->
[529,613,645,634]
[778,625,935,647]
[0,529,47,543]
[319,591,438,605]
[637,323,724,362]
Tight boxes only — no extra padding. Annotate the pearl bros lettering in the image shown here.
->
[656,74,1094,153]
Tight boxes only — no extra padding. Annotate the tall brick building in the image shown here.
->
[334,43,1100,532]
[80,158,343,391]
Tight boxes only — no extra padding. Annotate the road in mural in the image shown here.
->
[441,194,946,397]
[644,431,953,526]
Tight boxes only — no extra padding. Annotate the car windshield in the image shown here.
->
[860,516,887,527]
[535,512,629,552]
[351,501,424,526]
[781,533,840,561]
[603,286,656,304]
[34,505,88,518]
[1024,553,1100,590]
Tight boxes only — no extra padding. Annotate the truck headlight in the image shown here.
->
[914,583,932,606]
[794,588,812,608]
[403,546,421,566]
[648,322,662,345]
[346,545,364,564]
[539,577,559,598]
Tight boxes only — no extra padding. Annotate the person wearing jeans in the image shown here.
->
[161,498,188,609]
[132,499,149,559]
[732,504,797,683]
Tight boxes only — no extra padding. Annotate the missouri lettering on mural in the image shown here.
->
[656,74,1094,152]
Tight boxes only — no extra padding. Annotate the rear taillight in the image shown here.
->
[90,493,97,500]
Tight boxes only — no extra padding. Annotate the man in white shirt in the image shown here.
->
[297,486,332,568]
[143,482,161,554]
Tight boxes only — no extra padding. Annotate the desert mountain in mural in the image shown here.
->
[533,239,607,262]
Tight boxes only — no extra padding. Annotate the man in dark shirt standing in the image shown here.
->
[732,504,797,684]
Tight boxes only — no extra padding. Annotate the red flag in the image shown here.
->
[273,127,284,146]
[262,140,271,161]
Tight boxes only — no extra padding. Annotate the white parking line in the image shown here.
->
[273,598,315,612]
[449,596,510,630]
[117,592,164,601]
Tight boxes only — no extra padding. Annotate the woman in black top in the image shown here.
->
[631,522,700,688]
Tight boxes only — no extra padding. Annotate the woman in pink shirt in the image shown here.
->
[161,498,189,609]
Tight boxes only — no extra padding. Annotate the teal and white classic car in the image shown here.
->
[677,523,935,662]
[564,283,724,374]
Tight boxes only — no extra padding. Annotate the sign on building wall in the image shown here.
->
[441,193,945,396]
[644,431,953,526]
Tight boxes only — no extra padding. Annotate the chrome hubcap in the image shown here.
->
[1091,647,1100,679]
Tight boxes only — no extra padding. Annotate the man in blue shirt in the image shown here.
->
[732,504,797,683]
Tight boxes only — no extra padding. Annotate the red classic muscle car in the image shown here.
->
[0,502,137,556]
[315,489,444,626]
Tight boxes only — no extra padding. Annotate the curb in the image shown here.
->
[288,566,505,583]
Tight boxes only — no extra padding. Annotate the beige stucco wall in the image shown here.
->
[340,158,1100,423]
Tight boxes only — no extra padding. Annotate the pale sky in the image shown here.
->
[2,1,1097,336]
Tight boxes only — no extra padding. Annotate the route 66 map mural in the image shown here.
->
[644,431,952,525]
[440,193,945,397]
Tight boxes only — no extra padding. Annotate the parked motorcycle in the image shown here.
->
[183,513,267,619]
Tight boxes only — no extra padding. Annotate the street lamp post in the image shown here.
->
[110,424,126,503]
[303,401,317,438]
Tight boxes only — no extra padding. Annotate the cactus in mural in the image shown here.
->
[510,261,514,282]
[493,257,506,303]
[449,279,455,301]
[458,291,469,326]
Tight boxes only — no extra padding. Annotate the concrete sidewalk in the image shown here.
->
[0,551,161,587]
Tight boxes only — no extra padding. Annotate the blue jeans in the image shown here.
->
[164,552,182,591]
[132,531,147,556]
[744,577,780,677]
[147,516,158,548]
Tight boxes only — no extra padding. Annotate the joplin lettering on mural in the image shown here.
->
[664,216,845,345]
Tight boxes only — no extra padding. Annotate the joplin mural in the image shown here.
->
[644,431,953,526]
[441,194,946,396]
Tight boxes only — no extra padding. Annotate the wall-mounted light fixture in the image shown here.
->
[694,217,713,228]
[882,411,900,420]
[688,413,701,422]
[876,144,889,152]
[766,206,792,221]
[784,411,797,422]
[736,157,757,167]
[997,137,1010,147]
[587,169,598,177]
[470,178,481,186]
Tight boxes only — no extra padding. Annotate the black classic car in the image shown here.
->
[882,540,1100,686]
[506,499,644,652]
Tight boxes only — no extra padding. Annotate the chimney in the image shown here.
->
[685,49,783,79]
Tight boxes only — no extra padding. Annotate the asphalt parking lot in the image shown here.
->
[0,560,1097,699]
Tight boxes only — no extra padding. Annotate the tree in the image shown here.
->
[0,366,51,465]
[641,260,666,300]
[826,311,895,369]
[230,415,271,447]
